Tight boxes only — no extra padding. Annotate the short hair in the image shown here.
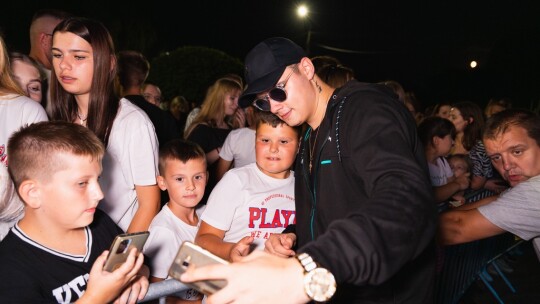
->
[7,121,105,188]
[30,9,72,35]
[256,111,301,138]
[483,109,540,147]
[417,116,456,148]
[316,63,354,88]
[158,139,206,174]
[117,50,150,89]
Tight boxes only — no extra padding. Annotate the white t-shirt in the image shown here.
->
[478,175,540,260]
[219,127,256,168]
[201,163,295,250]
[99,98,159,231]
[0,94,48,240]
[143,204,204,300]
[428,157,453,186]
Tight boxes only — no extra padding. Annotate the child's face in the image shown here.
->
[158,158,207,210]
[52,32,94,98]
[449,158,468,177]
[435,134,454,157]
[37,153,103,229]
[255,123,299,179]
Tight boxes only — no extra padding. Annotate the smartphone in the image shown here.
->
[103,231,150,272]
[168,241,229,295]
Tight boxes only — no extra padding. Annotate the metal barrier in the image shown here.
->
[138,279,190,303]
[434,189,522,304]
[139,189,521,303]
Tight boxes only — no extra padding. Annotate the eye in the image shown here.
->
[77,181,89,187]
[280,140,290,144]
[175,177,184,182]
[28,84,42,93]
[490,155,501,162]
[512,149,523,156]
[52,53,62,59]
[194,174,205,181]
[260,138,269,143]
[75,55,86,60]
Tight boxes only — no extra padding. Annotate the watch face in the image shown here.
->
[305,268,337,302]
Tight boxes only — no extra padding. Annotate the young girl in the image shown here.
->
[49,17,160,233]
[185,76,244,204]
[417,116,470,203]
[449,101,507,193]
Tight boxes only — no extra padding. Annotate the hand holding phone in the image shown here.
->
[168,241,229,295]
[103,231,150,272]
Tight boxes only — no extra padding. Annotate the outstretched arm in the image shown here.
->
[438,208,505,245]
[195,221,235,261]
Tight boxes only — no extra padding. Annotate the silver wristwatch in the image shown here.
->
[295,252,336,302]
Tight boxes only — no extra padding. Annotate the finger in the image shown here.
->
[180,263,229,282]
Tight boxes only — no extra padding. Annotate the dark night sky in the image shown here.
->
[2,0,540,109]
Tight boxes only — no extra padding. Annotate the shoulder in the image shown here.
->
[1,94,48,119]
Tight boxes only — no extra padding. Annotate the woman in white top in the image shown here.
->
[49,17,159,232]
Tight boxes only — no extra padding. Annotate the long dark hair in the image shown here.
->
[451,101,484,151]
[50,17,119,145]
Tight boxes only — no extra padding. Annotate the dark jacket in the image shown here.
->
[291,80,437,303]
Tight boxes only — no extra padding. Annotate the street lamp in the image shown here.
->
[297,4,312,55]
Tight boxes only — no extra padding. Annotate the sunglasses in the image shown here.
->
[252,64,298,111]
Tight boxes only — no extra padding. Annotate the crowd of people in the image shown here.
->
[1,8,539,304]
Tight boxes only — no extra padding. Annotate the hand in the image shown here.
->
[180,251,309,304]
[264,233,296,258]
[230,236,254,262]
[454,173,470,191]
[79,248,147,303]
[231,109,246,129]
[484,179,509,194]
[113,272,149,304]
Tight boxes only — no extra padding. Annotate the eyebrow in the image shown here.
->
[51,47,92,54]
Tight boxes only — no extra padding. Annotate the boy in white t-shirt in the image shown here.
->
[143,139,208,303]
[196,112,301,261]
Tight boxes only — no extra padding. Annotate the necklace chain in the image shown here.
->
[309,128,320,172]
[77,111,88,124]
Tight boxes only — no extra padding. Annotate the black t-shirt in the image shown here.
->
[0,210,123,303]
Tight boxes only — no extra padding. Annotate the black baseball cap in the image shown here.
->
[239,37,306,108]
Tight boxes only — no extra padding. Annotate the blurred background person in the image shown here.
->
[142,81,163,107]
[9,52,44,104]
[28,9,72,112]
[484,97,512,119]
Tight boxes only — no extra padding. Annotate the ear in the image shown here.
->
[432,136,441,148]
[299,57,315,80]
[110,55,117,73]
[156,175,167,191]
[18,180,42,209]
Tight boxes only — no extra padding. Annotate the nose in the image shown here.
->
[269,141,279,153]
[501,156,513,171]
[186,179,195,191]
[58,57,71,71]
[93,183,104,201]
[269,99,283,114]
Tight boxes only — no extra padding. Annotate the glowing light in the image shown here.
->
[297,5,308,18]
[470,60,477,68]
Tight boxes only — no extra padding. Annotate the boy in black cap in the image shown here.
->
[181,37,436,304]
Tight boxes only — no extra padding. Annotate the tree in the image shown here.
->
[148,46,244,105]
